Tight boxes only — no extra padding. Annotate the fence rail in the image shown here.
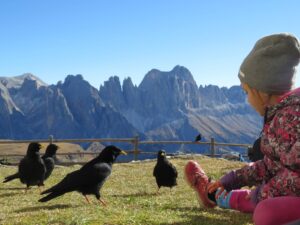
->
[0,136,252,165]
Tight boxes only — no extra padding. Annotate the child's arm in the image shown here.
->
[215,160,272,193]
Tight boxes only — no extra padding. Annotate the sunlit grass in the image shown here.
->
[0,155,253,225]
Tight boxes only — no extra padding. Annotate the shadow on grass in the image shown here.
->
[161,206,253,225]
[0,192,23,197]
[0,187,27,197]
[0,187,26,190]
[111,192,157,198]
[14,204,80,213]
[164,206,204,212]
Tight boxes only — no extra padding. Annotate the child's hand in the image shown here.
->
[207,180,224,195]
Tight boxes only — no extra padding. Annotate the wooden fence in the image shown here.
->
[0,135,252,165]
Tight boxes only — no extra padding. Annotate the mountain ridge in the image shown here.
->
[0,66,262,153]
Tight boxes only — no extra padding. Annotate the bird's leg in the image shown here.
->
[38,184,44,193]
[98,198,107,206]
[84,195,91,204]
[25,185,30,193]
[156,187,160,195]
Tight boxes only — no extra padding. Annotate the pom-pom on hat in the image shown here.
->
[238,33,300,95]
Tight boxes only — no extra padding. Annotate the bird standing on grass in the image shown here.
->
[42,144,59,181]
[3,143,59,183]
[153,150,178,193]
[3,142,46,191]
[39,145,126,205]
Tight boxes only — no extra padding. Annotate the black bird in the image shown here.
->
[247,137,264,162]
[153,150,178,193]
[194,134,202,142]
[42,144,59,181]
[4,142,46,190]
[39,145,126,204]
[3,143,58,183]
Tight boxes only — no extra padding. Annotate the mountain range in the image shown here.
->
[0,66,262,153]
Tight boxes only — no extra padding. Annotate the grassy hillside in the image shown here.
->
[0,143,93,164]
[0,142,84,155]
[0,155,253,225]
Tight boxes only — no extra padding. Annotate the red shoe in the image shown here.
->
[185,160,216,208]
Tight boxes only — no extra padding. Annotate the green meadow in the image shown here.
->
[0,155,252,225]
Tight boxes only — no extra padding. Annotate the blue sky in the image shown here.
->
[1,0,300,88]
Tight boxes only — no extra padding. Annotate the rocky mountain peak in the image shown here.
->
[0,67,261,151]
[123,77,134,87]
[0,73,47,89]
[100,76,122,94]
[99,76,125,110]
[62,74,100,100]
[138,66,200,116]
[63,74,85,86]
[199,85,228,105]
[0,82,20,114]
[20,78,39,92]
[171,65,195,80]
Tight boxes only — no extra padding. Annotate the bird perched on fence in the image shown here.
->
[39,145,127,204]
[42,144,59,181]
[3,142,46,190]
[153,150,178,193]
[194,134,202,142]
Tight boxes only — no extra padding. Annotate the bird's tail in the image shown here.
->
[41,188,51,195]
[40,184,60,195]
[38,191,64,202]
[3,173,19,183]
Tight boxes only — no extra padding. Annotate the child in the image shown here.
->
[185,33,300,225]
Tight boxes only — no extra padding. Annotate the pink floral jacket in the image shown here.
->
[221,88,300,202]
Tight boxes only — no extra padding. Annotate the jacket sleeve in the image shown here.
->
[220,159,272,191]
[222,105,300,198]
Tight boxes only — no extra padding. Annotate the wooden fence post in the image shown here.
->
[210,137,215,157]
[133,136,139,161]
[49,135,54,144]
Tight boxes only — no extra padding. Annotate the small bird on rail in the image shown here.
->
[3,143,59,183]
[194,134,202,142]
[39,145,127,204]
[3,142,46,191]
[153,150,178,193]
[42,144,59,181]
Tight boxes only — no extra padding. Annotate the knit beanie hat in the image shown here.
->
[238,33,300,95]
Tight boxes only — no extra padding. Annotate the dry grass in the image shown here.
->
[0,142,92,164]
[0,155,253,225]
[0,143,84,155]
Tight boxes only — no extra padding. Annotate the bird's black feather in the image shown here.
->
[153,150,178,190]
[3,172,19,183]
[3,143,46,187]
[39,145,125,203]
[3,143,58,184]
[42,144,59,180]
